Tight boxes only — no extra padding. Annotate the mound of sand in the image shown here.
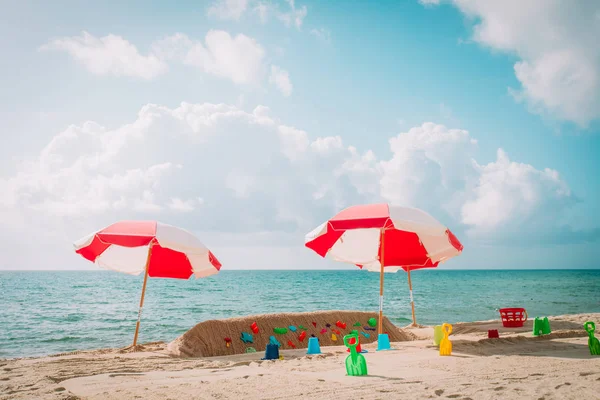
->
[168,310,416,357]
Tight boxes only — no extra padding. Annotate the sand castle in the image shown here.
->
[167,310,416,357]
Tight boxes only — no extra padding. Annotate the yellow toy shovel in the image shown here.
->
[439,323,452,356]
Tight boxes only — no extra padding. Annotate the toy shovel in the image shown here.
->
[584,321,600,356]
[343,333,367,376]
[439,323,453,356]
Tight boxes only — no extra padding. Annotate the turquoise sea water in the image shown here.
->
[1,269,599,359]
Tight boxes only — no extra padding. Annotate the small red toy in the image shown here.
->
[320,328,327,334]
[250,322,259,334]
[336,320,347,329]
[298,331,307,342]
[346,336,362,353]
[488,329,499,338]
[224,337,232,348]
[312,322,317,328]
[333,329,341,335]
[287,340,296,348]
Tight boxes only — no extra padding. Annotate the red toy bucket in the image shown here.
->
[499,308,528,327]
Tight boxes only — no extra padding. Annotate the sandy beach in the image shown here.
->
[1,312,599,400]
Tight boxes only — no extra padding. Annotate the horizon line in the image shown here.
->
[0,268,598,272]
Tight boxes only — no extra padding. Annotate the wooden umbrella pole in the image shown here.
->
[132,244,153,347]
[407,266,417,326]
[378,228,385,335]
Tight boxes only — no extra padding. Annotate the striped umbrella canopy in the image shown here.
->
[305,204,463,332]
[74,220,222,347]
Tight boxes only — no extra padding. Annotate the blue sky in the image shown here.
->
[1,0,599,270]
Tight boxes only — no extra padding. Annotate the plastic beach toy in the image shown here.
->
[499,308,528,328]
[336,321,347,329]
[353,322,361,327]
[320,328,327,334]
[533,317,551,336]
[488,329,499,339]
[287,340,296,349]
[331,333,337,341]
[584,321,600,355]
[346,331,367,353]
[262,344,279,360]
[376,333,391,351]
[364,326,376,331]
[273,327,288,334]
[307,337,321,355]
[240,332,253,343]
[224,337,232,348]
[269,335,281,347]
[433,325,443,346]
[250,322,259,334]
[245,347,256,353]
[288,325,297,332]
[298,331,307,342]
[343,333,368,376]
[439,323,452,356]
[368,318,377,327]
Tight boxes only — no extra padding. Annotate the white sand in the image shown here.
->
[1,313,599,400]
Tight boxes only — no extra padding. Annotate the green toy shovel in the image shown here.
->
[343,333,367,376]
[584,321,600,356]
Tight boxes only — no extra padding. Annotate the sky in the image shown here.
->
[1,0,599,271]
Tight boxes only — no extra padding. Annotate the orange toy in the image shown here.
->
[439,323,452,356]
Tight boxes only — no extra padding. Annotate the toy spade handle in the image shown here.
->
[522,310,528,322]
[343,334,358,349]
[442,323,453,335]
[584,321,595,334]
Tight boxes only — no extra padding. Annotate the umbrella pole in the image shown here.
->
[407,267,417,326]
[378,229,385,335]
[132,245,153,347]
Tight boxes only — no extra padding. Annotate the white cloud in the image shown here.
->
[310,28,331,43]
[376,122,589,244]
[379,122,478,217]
[253,1,270,23]
[40,31,167,80]
[207,0,249,20]
[0,102,372,250]
[207,0,308,29]
[269,65,293,96]
[461,148,573,232]
[152,31,293,91]
[1,110,593,268]
[168,197,199,212]
[438,0,600,127]
[42,30,291,90]
[277,0,307,29]
[277,125,309,160]
[155,31,266,85]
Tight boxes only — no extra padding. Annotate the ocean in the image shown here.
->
[1,269,598,359]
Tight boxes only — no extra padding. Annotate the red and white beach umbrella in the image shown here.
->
[305,204,463,331]
[74,220,222,347]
